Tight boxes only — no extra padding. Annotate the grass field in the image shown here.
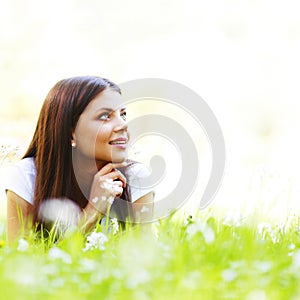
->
[1,209,300,300]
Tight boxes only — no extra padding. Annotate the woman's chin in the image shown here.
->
[111,156,127,163]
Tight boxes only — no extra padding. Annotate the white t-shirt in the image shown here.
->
[4,157,153,205]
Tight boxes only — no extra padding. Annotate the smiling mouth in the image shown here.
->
[109,141,127,145]
[109,138,128,145]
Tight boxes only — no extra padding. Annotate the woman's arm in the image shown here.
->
[6,190,34,245]
[79,162,127,233]
[78,202,104,233]
[7,189,106,241]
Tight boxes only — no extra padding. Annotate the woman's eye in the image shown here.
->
[98,113,110,121]
[121,111,127,120]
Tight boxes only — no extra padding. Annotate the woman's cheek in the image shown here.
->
[96,125,111,142]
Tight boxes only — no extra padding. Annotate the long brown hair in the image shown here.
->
[23,76,130,224]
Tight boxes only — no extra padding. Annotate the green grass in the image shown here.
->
[1,211,300,300]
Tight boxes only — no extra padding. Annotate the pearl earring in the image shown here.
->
[71,141,76,147]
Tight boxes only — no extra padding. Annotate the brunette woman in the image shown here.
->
[5,76,154,243]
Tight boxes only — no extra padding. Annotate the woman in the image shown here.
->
[5,76,154,243]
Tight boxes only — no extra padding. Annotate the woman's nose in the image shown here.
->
[113,115,127,132]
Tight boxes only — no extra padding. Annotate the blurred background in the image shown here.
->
[1,0,300,221]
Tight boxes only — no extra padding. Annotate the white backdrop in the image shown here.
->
[1,0,300,220]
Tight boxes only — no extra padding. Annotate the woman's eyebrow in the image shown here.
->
[96,107,126,113]
[96,108,113,113]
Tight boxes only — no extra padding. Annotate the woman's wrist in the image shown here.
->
[78,202,103,233]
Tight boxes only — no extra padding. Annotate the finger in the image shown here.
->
[99,180,123,194]
[98,161,127,176]
[103,170,127,187]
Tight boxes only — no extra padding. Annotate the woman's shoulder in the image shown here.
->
[14,157,36,173]
[6,157,36,179]
[124,160,152,187]
[4,157,36,205]
[123,160,154,202]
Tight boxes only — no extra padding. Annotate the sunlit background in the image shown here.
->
[1,0,300,222]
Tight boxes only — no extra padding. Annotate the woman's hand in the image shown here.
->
[78,162,127,232]
[88,162,127,214]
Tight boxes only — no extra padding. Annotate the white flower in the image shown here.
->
[257,222,280,243]
[17,238,29,252]
[51,278,65,288]
[292,250,300,269]
[0,222,4,236]
[158,242,171,259]
[288,243,296,250]
[79,258,98,272]
[125,269,151,289]
[253,261,271,273]
[100,179,114,189]
[111,218,119,235]
[223,212,245,227]
[141,205,149,213]
[83,231,109,252]
[107,196,114,205]
[246,289,267,300]
[221,269,237,282]
[186,219,215,244]
[257,222,273,235]
[39,198,80,230]
[202,226,215,244]
[181,271,202,288]
[92,197,99,203]
[48,247,72,264]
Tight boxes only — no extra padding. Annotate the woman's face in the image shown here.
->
[73,88,128,164]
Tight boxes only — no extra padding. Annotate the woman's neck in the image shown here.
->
[72,153,106,200]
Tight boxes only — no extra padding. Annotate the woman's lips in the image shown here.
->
[109,137,128,148]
